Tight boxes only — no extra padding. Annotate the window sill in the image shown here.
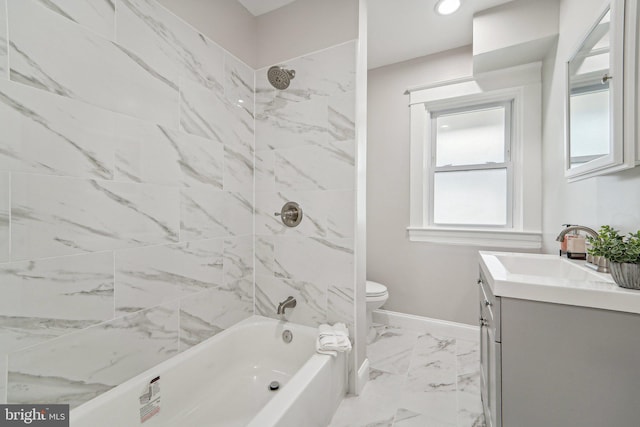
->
[407,227,542,249]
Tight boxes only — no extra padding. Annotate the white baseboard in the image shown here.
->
[373,309,479,342]
[352,358,369,396]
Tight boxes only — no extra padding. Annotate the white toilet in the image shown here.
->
[366,280,389,343]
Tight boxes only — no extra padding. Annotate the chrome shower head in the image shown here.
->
[267,66,295,90]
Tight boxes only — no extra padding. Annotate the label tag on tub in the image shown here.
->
[139,376,161,423]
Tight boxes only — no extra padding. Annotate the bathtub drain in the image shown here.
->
[269,381,280,391]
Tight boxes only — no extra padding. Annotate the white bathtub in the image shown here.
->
[71,316,347,427]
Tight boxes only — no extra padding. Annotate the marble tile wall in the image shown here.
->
[0,0,254,408]
[254,41,357,331]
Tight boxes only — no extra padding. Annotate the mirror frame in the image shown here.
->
[564,0,638,182]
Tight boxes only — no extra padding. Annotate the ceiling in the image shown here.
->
[236,0,515,69]
[367,0,514,69]
[237,0,296,16]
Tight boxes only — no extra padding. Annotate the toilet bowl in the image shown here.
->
[366,280,389,343]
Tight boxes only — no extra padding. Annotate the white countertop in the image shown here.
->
[479,251,640,314]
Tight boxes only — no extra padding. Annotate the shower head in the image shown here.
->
[267,66,295,90]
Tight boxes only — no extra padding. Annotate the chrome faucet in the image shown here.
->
[555,225,598,242]
[277,296,297,315]
[555,225,609,273]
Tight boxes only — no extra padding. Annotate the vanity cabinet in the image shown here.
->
[478,272,640,427]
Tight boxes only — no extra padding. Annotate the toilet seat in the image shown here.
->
[366,280,388,298]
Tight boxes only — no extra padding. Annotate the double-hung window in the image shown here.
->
[407,66,542,248]
[430,102,512,228]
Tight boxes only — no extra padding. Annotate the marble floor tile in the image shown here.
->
[328,369,404,427]
[368,324,420,375]
[329,321,485,427]
[393,408,456,427]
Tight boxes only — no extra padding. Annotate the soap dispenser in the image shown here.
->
[559,224,573,256]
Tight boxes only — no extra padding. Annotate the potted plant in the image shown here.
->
[588,225,640,289]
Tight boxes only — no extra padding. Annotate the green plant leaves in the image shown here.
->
[587,225,640,264]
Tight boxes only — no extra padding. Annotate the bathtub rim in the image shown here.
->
[70,315,319,422]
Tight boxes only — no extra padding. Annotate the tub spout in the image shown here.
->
[277,296,297,315]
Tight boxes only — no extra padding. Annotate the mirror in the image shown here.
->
[568,9,611,169]
[564,0,636,181]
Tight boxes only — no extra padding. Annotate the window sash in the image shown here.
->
[427,101,514,229]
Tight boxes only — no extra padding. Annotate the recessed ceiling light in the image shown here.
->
[435,0,461,16]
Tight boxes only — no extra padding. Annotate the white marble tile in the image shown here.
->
[179,285,253,351]
[255,274,326,327]
[255,150,275,192]
[274,236,354,287]
[326,190,355,238]
[179,77,229,142]
[223,83,254,193]
[457,388,485,427]
[0,172,8,262]
[116,0,224,92]
[0,317,98,360]
[255,190,327,237]
[181,189,252,240]
[223,235,253,284]
[224,144,253,192]
[9,0,178,127]
[273,143,353,192]
[255,95,328,151]
[457,339,480,376]
[7,301,179,408]
[256,41,357,107]
[0,80,115,179]
[327,284,354,332]
[456,340,484,427]
[255,236,274,277]
[113,117,181,185]
[114,239,223,315]
[401,333,458,424]
[173,130,224,189]
[0,252,113,321]
[328,91,356,143]
[223,191,253,237]
[0,355,6,404]
[35,0,115,40]
[11,174,180,260]
[0,0,7,80]
[275,142,354,191]
[328,369,404,427]
[113,118,223,189]
[0,252,114,354]
[368,324,420,376]
[393,408,456,427]
[224,52,254,116]
[180,186,227,241]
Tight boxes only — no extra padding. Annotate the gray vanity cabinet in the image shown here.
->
[478,272,640,427]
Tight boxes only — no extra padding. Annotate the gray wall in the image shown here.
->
[367,47,490,326]
[368,0,640,327]
[255,0,359,68]
[541,0,640,250]
[0,0,254,407]
[156,0,258,68]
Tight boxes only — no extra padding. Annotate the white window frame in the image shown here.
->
[407,64,543,248]
[429,101,513,229]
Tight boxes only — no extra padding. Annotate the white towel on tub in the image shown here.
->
[316,323,352,357]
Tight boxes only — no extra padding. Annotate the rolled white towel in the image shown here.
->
[318,324,335,338]
[316,323,352,356]
[333,323,349,338]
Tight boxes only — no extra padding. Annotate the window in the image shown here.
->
[407,65,542,248]
[431,102,512,227]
